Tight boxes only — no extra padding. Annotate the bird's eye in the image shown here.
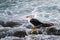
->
[26,16,30,18]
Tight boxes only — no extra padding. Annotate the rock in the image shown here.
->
[12,31,27,37]
[0,32,6,39]
[0,21,4,27]
[26,25,32,29]
[56,30,60,35]
[38,30,42,34]
[4,21,22,27]
[0,29,9,39]
[0,21,22,27]
[46,28,60,35]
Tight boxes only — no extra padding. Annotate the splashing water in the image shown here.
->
[0,0,60,40]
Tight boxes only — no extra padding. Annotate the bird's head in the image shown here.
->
[25,15,33,20]
[26,16,30,19]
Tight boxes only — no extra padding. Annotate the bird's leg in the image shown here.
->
[31,27,37,34]
[31,24,43,34]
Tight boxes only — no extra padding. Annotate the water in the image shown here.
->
[0,0,60,40]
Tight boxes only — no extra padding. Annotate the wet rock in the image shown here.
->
[0,32,7,39]
[4,21,22,27]
[46,28,60,35]
[46,28,57,35]
[0,21,4,27]
[55,30,60,35]
[38,30,42,34]
[0,20,22,27]
[0,29,9,39]
[12,31,27,37]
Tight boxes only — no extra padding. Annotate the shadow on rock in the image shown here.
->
[46,28,60,35]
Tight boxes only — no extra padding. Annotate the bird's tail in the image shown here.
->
[42,23,54,27]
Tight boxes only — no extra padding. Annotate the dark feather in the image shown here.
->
[30,18,54,28]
